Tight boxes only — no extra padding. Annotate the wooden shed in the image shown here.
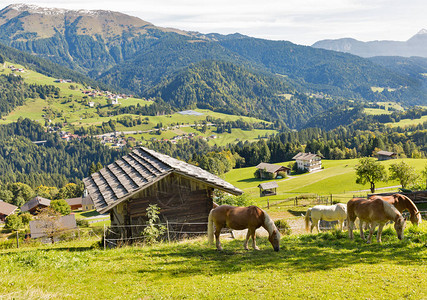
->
[376,150,397,161]
[258,182,279,197]
[0,200,18,222]
[21,196,51,215]
[65,197,83,210]
[256,162,290,179]
[83,147,242,243]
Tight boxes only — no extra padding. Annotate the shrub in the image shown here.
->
[142,204,166,245]
[20,212,32,225]
[254,169,261,179]
[274,219,292,235]
[76,219,89,227]
[216,194,251,207]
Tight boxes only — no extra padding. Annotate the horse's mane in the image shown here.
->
[382,200,403,220]
[262,209,278,235]
[397,194,419,212]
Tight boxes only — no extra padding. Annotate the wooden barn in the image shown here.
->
[0,200,18,222]
[258,181,279,197]
[21,196,51,214]
[83,147,242,243]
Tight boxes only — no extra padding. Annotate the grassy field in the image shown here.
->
[0,223,426,299]
[224,158,427,206]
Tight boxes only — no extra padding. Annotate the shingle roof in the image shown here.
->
[65,197,83,206]
[256,162,289,173]
[258,182,279,190]
[21,196,51,212]
[377,150,397,156]
[83,147,243,214]
[0,200,18,216]
[292,152,322,161]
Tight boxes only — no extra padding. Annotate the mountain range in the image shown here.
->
[1,4,427,129]
[313,29,427,58]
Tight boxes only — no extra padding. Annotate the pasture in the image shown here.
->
[224,158,427,206]
[0,223,426,299]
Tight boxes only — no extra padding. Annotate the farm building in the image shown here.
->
[255,162,290,179]
[292,152,323,172]
[83,147,242,243]
[0,200,18,222]
[82,196,94,211]
[376,150,397,161]
[21,196,51,214]
[258,182,279,197]
[65,197,83,210]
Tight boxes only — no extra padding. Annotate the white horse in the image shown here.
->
[305,203,347,233]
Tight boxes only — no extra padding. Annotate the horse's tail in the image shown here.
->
[207,209,214,245]
[305,208,312,232]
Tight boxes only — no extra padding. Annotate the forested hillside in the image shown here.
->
[0,119,128,187]
[0,73,59,117]
[147,61,337,128]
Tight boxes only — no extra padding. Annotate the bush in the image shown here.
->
[76,219,89,227]
[274,219,292,235]
[216,193,251,207]
[254,169,261,179]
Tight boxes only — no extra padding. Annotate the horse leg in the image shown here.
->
[244,230,250,250]
[251,229,259,250]
[348,220,354,240]
[215,225,223,251]
[367,222,376,244]
[376,223,385,243]
[359,220,365,241]
[310,219,315,233]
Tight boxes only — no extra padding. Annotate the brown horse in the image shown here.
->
[207,205,280,251]
[347,198,406,243]
[369,193,422,225]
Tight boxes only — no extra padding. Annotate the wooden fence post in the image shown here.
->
[166,220,170,243]
[267,199,270,209]
[16,230,19,249]
[103,224,106,251]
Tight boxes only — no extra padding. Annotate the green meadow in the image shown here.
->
[224,158,427,206]
[0,223,426,299]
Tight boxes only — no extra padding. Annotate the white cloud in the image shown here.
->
[0,0,426,45]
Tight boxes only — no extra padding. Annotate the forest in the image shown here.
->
[0,119,128,188]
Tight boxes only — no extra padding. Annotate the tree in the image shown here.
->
[4,214,22,231]
[36,207,62,243]
[51,199,71,215]
[389,161,419,189]
[355,157,387,193]
[57,183,82,199]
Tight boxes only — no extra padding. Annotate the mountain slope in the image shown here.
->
[313,29,427,58]
[148,61,336,128]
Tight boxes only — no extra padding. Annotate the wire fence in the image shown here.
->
[103,221,210,249]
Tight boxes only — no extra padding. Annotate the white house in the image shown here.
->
[292,152,323,172]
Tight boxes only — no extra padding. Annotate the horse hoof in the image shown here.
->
[254,247,260,251]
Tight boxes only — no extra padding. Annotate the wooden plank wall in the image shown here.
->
[113,173,214,237]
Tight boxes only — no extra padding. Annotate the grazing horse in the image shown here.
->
[207,205,281,251]
[347,198,406,243]
[369,193,422,225]
[305,203,347,233]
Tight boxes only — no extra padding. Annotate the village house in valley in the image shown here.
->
[255,162,290,179]
[0,200,18,222]
[292,152,323,172]
[21,196,51,214]
[83,147,242,243]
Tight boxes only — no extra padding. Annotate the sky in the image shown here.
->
[0,0,426,45]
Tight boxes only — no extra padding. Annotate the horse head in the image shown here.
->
[410,211,422,225]
[268,229,281,252]
[394,215,407,240]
